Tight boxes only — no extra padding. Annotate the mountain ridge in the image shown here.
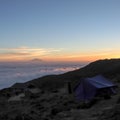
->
[10,58,120,91]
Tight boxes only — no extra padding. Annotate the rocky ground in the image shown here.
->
[0,84,120,120]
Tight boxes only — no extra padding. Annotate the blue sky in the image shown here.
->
[0,0,120,62]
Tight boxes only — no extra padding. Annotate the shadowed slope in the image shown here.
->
[11,59,120,90]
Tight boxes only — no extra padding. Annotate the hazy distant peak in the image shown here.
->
[31,58,43,62]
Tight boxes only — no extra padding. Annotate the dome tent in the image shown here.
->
[74,75,116,101]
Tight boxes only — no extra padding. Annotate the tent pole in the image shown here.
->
[68,82,72,94]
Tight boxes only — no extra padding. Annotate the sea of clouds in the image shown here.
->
[0,62,86,89]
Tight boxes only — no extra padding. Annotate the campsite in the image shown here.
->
[74,75,116,102]
[0,59,120,120]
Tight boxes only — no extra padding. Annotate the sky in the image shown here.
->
[0,0,120,62]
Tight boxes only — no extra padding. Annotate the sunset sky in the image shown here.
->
[0,0,120,62]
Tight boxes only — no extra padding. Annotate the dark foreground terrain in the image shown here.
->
[0,58,120,120]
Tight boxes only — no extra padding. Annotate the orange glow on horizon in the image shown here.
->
[0,52,120,63]
[0,47,120,63]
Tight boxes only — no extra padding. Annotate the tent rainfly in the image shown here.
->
[74,75,116,101]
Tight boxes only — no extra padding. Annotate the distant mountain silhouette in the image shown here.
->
[30,58,43,62]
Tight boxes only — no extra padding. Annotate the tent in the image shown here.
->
[74,75,116,101]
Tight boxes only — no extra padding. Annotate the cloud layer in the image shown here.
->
[0,62,81,89]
